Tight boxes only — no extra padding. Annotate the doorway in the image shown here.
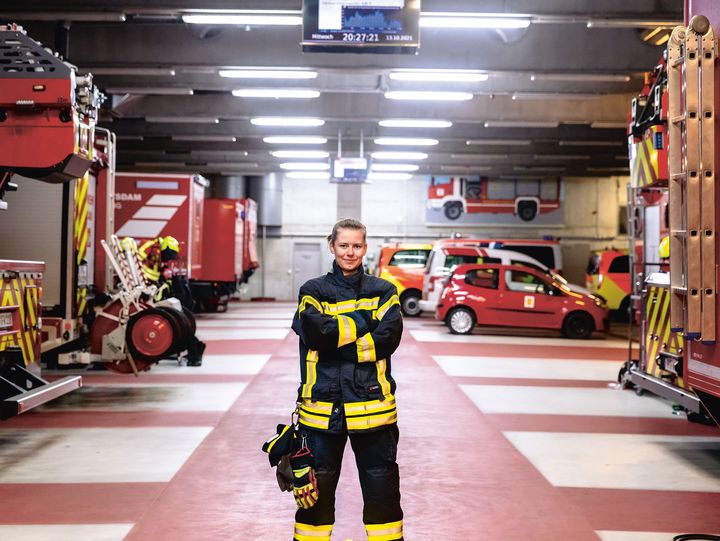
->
[292,242,324,298]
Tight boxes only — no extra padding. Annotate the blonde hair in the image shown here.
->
[327,219,366,244]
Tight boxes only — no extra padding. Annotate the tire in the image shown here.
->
[561,311,595,339]
[156,306,192,353]
[447,307,475,335]
[615,295,631,323]
[182,306,197,336]
[400,290,422,317]
[517,200,538,222]
[443,201,463,220]
[126,307,180,362]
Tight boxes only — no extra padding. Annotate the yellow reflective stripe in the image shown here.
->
[298,413,330,430]
[356,297,380,310]
[322,297,381,315]
[293,466,311,477]
[266,424,291,454]
[376,295,400,321]
[300,399,333,415]
[366,520,403,541]
[337,314,357,347]
[294,522,333,541]
[299,295,323,313]
[344,396,396,416]
[376,359,392,396]
[301,350,319,399]
[356,333,376,363]
[346,411,398,431]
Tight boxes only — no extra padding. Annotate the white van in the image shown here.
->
[419,244,586,314]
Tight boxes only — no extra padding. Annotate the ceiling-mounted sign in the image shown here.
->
[302,0,421,54]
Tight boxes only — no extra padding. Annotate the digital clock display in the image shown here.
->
[302,0,420,54]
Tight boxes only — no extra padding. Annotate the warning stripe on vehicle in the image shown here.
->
[642,285,686,387]
[74,174,90,316]
[0,274,41,366]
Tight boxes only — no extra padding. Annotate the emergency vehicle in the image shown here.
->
[436,263,608,338]
[621,16,720,426]
[427,176,562,222]
[375,243,432,316]
[585,249,632,318]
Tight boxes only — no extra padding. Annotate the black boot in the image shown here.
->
[186,338,206,367]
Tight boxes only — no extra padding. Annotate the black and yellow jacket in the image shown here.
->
[291,263,403,433]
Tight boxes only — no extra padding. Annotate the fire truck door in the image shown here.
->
[497,269,556,329]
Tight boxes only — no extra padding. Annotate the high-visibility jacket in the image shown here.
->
[291,264,403,433]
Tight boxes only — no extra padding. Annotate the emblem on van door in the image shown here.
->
[524,296,535,309]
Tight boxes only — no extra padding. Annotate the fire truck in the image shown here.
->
[0,24,101,416]
[622,14,720,426]
[427,176,562,222]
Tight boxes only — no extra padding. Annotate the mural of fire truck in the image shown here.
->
[427,176,563,222]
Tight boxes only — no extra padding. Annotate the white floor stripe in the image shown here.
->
[195,319,290,328]
[196,328,289,341]
[411,329,627,348]
[434,355,623,381]
[596,532,683,541]
[0,524,134,541]
[151,354,270,375]
[41,383,248,412]
[504,432,720,492]
[0,427,212,483]
[461,384,678,418]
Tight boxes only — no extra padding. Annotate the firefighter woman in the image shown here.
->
[290,218,404,541]
[137,235,206,367]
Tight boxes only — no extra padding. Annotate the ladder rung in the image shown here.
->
[672,286,688,294]
[672,229,687,236]
[671,114,686,124]
[671,173,686,181]
[671,56,685,68]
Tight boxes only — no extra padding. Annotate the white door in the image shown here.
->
[293,243,323,298]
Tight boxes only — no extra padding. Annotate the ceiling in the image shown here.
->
[0,1,683,179]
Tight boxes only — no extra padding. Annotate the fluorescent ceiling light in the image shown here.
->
[591,121,628,129]
[389,70,488,82]
[512,92,598,100]
[207,162,259,168]
[586,19,679,29]
[533,154,590,160]
[263,136,328,145]
[371,163,420,172]
[385,91,473,101]
[252,117,325,127]
[451,153,508,160]
[484,120,559,128]
[182,14,303,26]
[146,116,219,124]
[530,73,632,83]
[559,140,620,147]
[371,151,428,161]
[219,69,317,79]
[374,137,439,147]
[272,150,329,159]
[379,119,452,129]
[368,172,413,181]
[421,13,531,29]
[91,67,176,77]
[232,88,320,99]
[467,139,531,146]
[172,135,237,142]
[286,171,331,179]
[279,162,330,171]
[106,87,194,96]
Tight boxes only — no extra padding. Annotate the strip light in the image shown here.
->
[219,69,318,79]
[233,89,320,99]
[271,150,329,159]
[374,137,439,147]
[182,14,303,26]
[389,70,488,82]
[263,136,328,144]
[420,13,531,29]
[385,91,473,101]
[371,164,420,172]
[251,117,325,127]
[483,120,559,128]
[466,139,531,146]
[371,151,428,160]
[530,73,632,83]
[379,119,452,129]
[279,162,330,171]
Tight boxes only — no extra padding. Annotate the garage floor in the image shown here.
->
[0,302,718,541]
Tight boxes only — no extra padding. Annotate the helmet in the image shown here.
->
[159,236,179,253]
[659,236,670,259]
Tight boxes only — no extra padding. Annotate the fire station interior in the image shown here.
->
[1,1,720,540]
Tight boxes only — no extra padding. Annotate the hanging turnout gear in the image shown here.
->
[291,439,319,510]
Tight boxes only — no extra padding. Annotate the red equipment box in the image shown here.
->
[196,199,245,283]
[113,173,207,279]
[241,198,260,281]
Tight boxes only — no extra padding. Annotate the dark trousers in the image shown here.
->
[294,424,403,537]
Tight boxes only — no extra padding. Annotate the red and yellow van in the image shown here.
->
[376,243,432,316]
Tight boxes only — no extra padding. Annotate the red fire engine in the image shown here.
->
[427,176,562,222]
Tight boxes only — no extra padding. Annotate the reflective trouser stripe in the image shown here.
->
[366,520,403,541]
[294,522,333,541]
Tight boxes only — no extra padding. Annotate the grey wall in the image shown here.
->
[239,174,628,301]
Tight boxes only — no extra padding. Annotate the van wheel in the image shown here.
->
[400,290,421,317]
[447,307,475,335]
[517,200,538,222]
[615,295,631,323]
[444,202,463,220]
[562,311,594,339]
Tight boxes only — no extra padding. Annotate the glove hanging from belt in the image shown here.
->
[290,444,319,510]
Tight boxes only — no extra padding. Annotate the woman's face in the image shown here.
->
[330,228,367,275]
